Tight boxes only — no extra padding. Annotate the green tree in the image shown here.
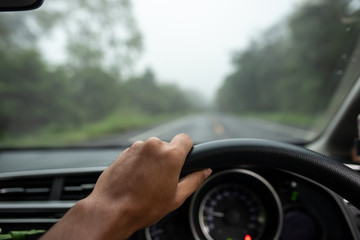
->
[216,0,359,117]
[0,0,143,136]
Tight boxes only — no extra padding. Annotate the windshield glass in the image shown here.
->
[1,0,360,148]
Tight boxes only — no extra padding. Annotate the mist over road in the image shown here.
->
[86,113,314,147]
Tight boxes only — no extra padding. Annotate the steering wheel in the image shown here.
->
[184,138,360,210]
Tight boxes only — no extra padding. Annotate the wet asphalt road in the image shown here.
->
[85,113,314,147]
[0,113,316,172]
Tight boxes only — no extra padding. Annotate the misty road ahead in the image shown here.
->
[85,113,314,147]
[0,113,316,173]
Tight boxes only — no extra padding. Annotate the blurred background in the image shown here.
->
[0,0,359,147]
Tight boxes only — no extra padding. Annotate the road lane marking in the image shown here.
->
[214,124,225,135]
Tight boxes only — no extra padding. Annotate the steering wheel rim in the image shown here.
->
[184,138,360,210]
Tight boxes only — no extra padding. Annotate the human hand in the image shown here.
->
[41,134,211,240]
[90,133,212,237]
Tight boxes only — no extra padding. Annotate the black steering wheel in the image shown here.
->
[184,138,360,210]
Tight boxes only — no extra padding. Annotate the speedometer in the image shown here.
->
[190,169,283,240]
[199,184,265,240]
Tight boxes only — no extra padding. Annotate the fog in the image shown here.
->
[133,0,302,101]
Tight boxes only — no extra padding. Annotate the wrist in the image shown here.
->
[75,196,137,240]
[42,195,137,240]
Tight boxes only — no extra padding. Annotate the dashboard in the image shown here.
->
[0,148,360,240]
[136,167,358,240]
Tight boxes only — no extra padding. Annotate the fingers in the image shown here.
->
[130,140,144,150]
[130,134,192,156]
[172,169,212,209]
[170,133,193,157]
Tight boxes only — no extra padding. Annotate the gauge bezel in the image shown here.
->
[198,182,266,239]
[145,226,152,240]
[189,169,283,240]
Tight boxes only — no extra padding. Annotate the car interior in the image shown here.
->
[2,0,360,240]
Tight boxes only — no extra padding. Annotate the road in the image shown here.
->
[0,113,316,173]
[84,113,316,147]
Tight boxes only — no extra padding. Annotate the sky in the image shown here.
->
[38,0,303,102]
[133,0,303,101]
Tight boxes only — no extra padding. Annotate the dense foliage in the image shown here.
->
[0,0,195,140]
[216,0,360,117]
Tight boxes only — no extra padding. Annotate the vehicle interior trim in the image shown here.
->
[0,202,76,209]
[282,169,360,240]
[308,74,360,156]
[0,219,59,223]
[0,161,359,180]
[0,166,107,180]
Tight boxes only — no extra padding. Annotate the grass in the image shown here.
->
[1,109,180,147]
[241,111,318,129]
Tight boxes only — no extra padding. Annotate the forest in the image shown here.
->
[216,0,360,127]
[0,0,198,146]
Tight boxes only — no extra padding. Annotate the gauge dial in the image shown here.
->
[199,184,265,240]
[190,169,283,240]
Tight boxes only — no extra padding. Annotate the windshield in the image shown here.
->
[1,0,360,148]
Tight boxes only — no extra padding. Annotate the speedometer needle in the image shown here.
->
[209,211,225,217]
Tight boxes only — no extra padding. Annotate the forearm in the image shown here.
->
[40,197,135,240]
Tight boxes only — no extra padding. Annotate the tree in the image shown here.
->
[0,0,143,136]
[216,0,359,116]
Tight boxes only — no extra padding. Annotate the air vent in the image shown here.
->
[61,173,101,200]
[0,202,75,229]
[0,207,68,220]
[0,178,52,201]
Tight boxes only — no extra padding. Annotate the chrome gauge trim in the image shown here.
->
[145,227,152,240]
[189,169,283,240]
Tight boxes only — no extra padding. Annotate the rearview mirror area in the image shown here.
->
[0,0,44,11]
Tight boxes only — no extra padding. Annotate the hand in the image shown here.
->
[41,134,212,240]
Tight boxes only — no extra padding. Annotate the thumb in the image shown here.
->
[172,169,212,209]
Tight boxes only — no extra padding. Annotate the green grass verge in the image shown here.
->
[1,109,180,147]
[241,112,318,129]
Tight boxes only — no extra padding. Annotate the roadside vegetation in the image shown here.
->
[0,0,200,147]
[241,112,315,129]
[216,0,360,129]
[2,109,180,147]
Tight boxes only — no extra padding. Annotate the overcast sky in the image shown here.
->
[133,0,302,101]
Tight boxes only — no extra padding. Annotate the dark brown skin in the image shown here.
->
[41,134,211,240]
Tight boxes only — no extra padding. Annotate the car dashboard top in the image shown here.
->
[0,148,360,240]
